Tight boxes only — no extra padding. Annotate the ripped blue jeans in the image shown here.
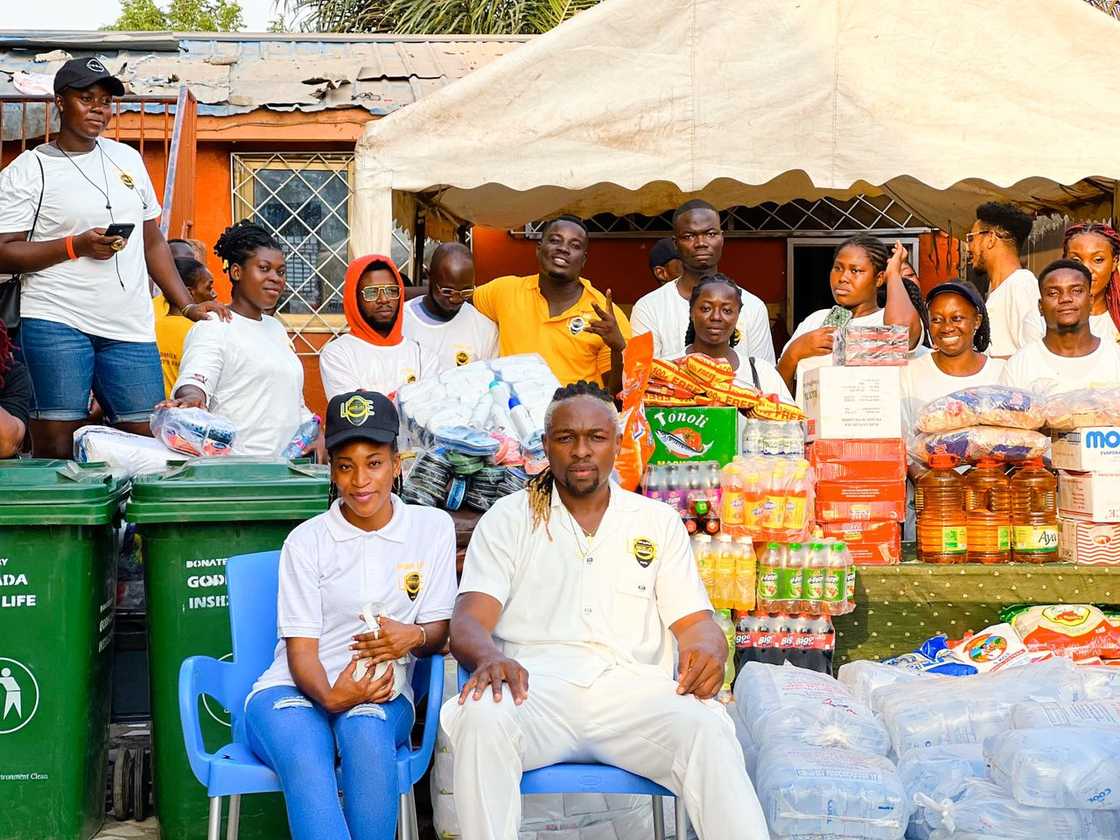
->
[245,686,414,840]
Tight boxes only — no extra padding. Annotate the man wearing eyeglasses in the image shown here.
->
[319,254,434,400]
[966,202,1037,358]
[630,200,774,362]
[402,242,498,375]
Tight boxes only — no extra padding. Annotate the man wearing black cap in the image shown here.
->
[647,237,684,286]
[0,57,226,459]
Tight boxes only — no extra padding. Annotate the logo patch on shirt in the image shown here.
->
[340,394,375,426]
[402,571,422,601]
[568,315,587,336]
[632,537,657,568]
[119,171,135,190]
[403,369,418,384]
[455,350,471,366]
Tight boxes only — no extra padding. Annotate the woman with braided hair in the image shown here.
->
[0,322,31,457]
[1019,223,1120,346]
[777,234,922,402]
[158,220,319,458]
[445,379,768,840]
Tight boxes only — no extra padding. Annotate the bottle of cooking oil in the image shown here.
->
[964,458,1011,564]
[915,453,968,564]
[1010,458,1058,563]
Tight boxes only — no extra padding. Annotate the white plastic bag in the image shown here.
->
[755,745,909,839]
[1012,699,1120,730]
[734,661,890,755]
[896,743,988,840]
[985,726,1120,810]
[836,660,927,710]
[73,425,180,477]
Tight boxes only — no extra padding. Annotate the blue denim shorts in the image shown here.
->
[16,317,164,423]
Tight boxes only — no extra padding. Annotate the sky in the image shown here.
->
[2,0,284,32]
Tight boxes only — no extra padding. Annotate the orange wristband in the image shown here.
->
[64,235,77,260]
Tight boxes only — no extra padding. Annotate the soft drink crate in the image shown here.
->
[644,460,723,534]
[734,613,834,654]
[820,520,901,565]
[802,365,902,442]
[691,533,756,611]
[815,479,905,522]
[1059,470,1120,523]
[809,437,907,482]
[740,418,806,458]
[644,406,740,466]
[719,456,812,541]
[1051,426,1120,472]
[1059,517,1120,565]
[756,541,855,616]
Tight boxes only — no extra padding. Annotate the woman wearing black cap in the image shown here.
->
[900,280,1004,435]
[0,57,226,459]
[246,389,456,840]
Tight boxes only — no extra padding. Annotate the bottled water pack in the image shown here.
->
[836,660,931,712]
[985,727,1120,810]
[895,743,987,840]
[734,661,890,755]
[755,745,909,839]
[1012,699,1120,730]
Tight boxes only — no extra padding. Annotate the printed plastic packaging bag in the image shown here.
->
[74,424,181,478]
[1044,386,1120,431]
[916,386,1045,433]
[755,745,909,839]
[149,406,236,457]
[909,426,1049,465]
[948,623,1031,673]
[875,658,1091,756]
[832,324,909,367]
[1010,604,1120,661]
[896,743,988,840]
[615,332,654,491]
[881,634,977,678]
[733,661,890,755]
[1013,700,1120,730]
[985,727,1120,810]
[836,660,930,710]
[917,778,1120,840]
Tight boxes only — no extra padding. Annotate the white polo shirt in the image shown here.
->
[460,482,712,687]
[319,333,436,400]
[250,496,458,705]
[402,297,499,375]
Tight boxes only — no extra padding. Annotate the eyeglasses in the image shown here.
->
[965,229,1012,244]
[436,286,475,302]
[360,285,401,302]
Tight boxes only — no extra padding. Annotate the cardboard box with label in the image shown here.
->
[821,520,902,565]
[803,366,902,442]
[645,406,740,466]
[810,438,907,482]
[815,479,906,522]
[1052,427,1120,473]
[1059,517,1120,565]
[1058,471,1120,523]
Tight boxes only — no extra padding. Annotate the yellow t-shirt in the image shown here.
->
[152,296,194,398]
[472,275,632,386]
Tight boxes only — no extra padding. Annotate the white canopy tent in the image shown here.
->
[352,0,1120,255]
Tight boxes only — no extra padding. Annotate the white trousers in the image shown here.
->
[440,666,770,840]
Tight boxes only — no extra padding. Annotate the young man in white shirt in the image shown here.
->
[443,381,768,840]
[630,200,774,363]
[968,201,1037,358]
[402,242,497,375]
[1001,259,1120,395]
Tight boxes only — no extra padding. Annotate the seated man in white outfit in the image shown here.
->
[442,381,769,840]
[1001,259,1120,396]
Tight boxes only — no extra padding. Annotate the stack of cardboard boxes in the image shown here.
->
[804,366,907,565]
[1054,427,1120,565]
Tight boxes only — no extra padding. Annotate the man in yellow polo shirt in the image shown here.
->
[473,217,631,394]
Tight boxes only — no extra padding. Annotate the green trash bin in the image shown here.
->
[0,459,127,840]
[126,458,329,840]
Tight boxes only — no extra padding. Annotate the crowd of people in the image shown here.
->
[5,58,1120,840]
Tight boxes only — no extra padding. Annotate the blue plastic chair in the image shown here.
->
[456,665,689,839]
[179,550,443,840]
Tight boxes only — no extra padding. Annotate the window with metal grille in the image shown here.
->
[231,152,415,356]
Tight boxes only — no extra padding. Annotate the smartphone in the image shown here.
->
[104,223,135,240]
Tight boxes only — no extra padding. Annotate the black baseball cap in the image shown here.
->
[324,390,399,450]
[648,237,680,270]
[925,280,985,313]
[54,57,126,96]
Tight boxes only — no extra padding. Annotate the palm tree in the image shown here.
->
[284,0,602,34]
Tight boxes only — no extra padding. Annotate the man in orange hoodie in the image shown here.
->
[319,255,434,400]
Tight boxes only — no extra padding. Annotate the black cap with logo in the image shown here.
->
[54,57,126,96]
[324,390,399,451]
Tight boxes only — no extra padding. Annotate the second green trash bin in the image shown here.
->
[126,458,330,840]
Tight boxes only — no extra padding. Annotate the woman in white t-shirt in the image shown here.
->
[246,390,456,840]
[677,273,793,402]
[161,221,317,458]
[1020,223,1120,347]
[0,58,226,458]
[320,255,433,400]
[778,235,923,402]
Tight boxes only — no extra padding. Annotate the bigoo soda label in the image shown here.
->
[1014,525,1059,553]
[940,526,967,554]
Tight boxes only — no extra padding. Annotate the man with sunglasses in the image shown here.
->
[403,242,498,375]
[320,254,434,400]
[967,202,1037,358]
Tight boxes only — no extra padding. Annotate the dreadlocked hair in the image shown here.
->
[528,380,617,536]
[0,322,11,388]
[213,220,282,280]
[684,273,743,348]
[1064,222,1120,334]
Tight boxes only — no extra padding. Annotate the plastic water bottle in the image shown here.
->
[281,415,322,459]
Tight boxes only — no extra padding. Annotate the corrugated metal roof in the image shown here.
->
[0,30,529,118]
